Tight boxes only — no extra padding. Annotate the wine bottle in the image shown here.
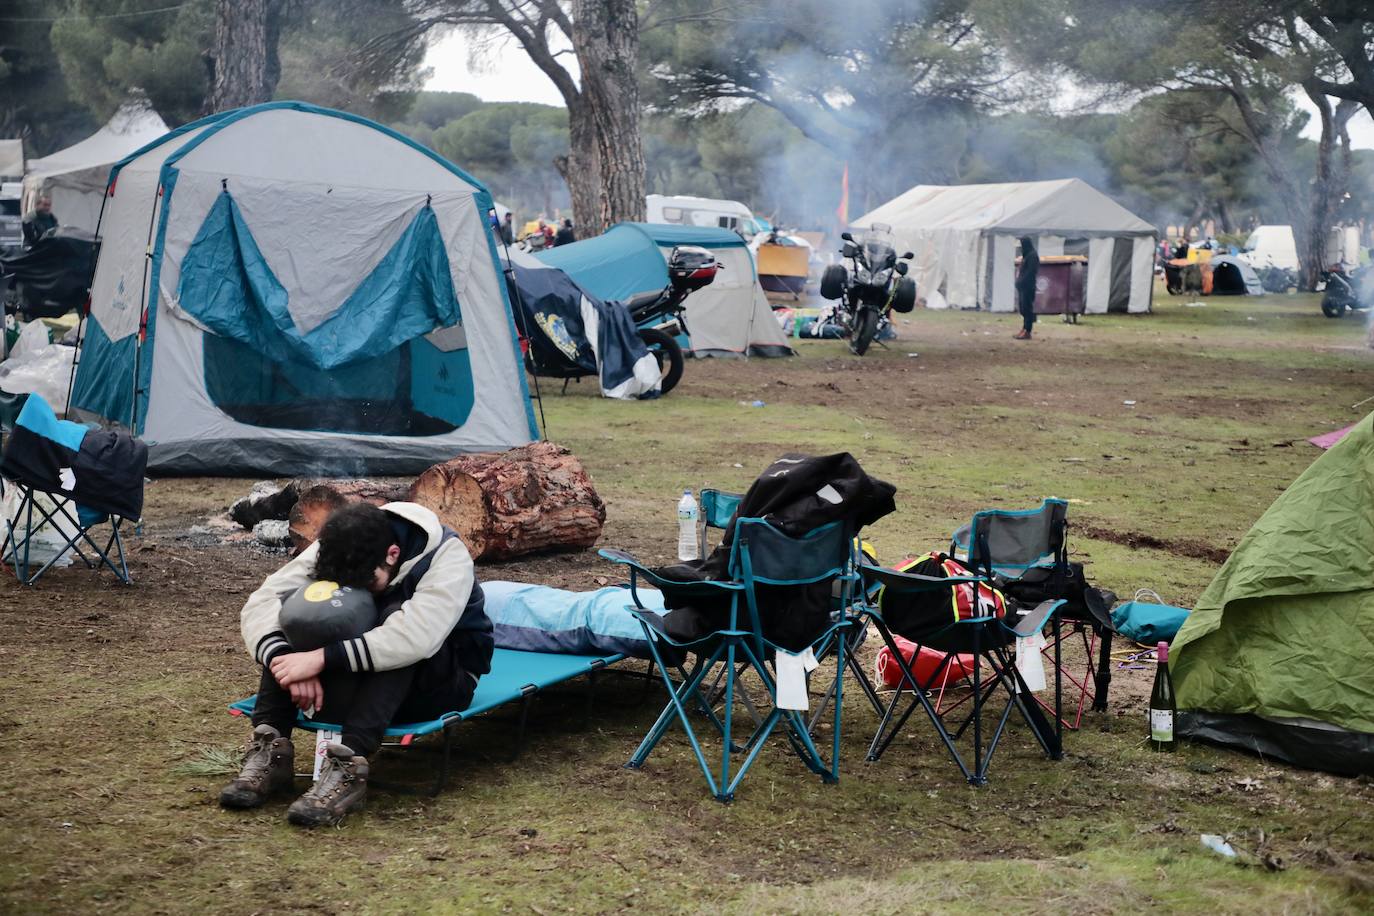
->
[1149,640,1177,752]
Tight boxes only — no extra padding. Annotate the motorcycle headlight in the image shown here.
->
[855,267,873,285]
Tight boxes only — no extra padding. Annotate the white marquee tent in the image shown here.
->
[22,103,169,232]
[855,178,1157,314]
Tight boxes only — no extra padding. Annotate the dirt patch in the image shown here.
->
[1075,520,1234,565]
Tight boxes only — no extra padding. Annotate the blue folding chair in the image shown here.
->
[600,517,858,802]
[951,498,1109,728]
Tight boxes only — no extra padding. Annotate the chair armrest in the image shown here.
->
[598,548,743,606]
[1005,599,1065,638]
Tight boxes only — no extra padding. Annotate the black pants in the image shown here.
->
[252,646,476,757]
[1018,285,1037,332]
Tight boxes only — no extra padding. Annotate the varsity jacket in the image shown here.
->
[240,502,493,677]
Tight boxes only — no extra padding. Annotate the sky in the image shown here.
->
[424,32,1374,149]
[424,31,574,107]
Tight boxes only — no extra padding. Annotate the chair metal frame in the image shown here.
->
[1,481,132,585]
[600,516,858,802]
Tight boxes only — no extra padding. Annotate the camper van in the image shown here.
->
[1239,224,1367,272]
[645,194,765,238]
[1238,225,1300,272]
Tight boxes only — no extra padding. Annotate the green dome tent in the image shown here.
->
[1174,414,1374,775]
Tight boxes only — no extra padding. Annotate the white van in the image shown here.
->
[1238,225,1299,271]
[645,194,763,237]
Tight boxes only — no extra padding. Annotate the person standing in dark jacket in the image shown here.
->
[554,218,576,247]
[22,195,57,248]
[1013,236,1039,340]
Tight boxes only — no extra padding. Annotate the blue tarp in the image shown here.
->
[535,222,746,303]
[177,192,461,370]
[506,256,659,399]
[483,580,668,659]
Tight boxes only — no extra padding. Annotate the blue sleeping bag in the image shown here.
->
[482,580,667,659]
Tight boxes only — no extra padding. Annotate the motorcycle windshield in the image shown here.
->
[858,229,897,271]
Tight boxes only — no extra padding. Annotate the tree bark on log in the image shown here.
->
[407,442,605,562]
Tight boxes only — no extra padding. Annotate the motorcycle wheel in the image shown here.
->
[639,326,685,394]
[819,264,848,300]
[851,308,879,356]
[1321,296,1348,318]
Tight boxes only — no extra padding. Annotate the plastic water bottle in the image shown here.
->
[677,489,700,561]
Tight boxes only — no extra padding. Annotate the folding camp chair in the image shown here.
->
[951,498,1111,728]
[857,560,1064,786]
[1,394,145,585]
[600,517,858,802]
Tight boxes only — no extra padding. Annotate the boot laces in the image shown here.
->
[306,754,355,801]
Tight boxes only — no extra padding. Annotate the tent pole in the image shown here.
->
[493,206,547,439]
[128,182,162,432]
[65,181,113,417]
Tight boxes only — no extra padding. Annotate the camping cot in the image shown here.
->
[68,101,537,476]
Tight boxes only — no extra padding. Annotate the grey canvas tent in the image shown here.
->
[855,178,1156,314]
[22,103,169,233]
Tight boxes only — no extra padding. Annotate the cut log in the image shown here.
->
[407,442,605,562]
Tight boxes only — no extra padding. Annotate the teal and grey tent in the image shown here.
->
[1174,413,1374,775]
[69,102,537,475]
[537,223,793,358]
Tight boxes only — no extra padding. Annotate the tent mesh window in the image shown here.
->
[202,336,472,436]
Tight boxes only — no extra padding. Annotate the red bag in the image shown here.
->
[875,634,976,690]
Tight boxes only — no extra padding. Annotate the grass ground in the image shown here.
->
[2,286,1372,914]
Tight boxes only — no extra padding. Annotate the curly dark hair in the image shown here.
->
[313,503,395,589]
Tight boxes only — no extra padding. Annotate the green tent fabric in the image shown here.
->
[1173,413,1374,772]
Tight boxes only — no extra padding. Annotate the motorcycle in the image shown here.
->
[818,225,916,355]
[1320,263,1372,318]
[517,245,721,395]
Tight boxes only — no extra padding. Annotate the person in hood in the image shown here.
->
[222,501,492,827]
[1013,236,1039,341]
[22,195,57,248]
[554,218,576,247]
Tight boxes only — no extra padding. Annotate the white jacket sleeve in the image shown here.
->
[321,537,476,674]
[240,542,319,665]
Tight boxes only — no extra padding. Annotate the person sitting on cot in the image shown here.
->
[221,501,492,827]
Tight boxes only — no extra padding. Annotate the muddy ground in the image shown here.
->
[2,290,1373,913]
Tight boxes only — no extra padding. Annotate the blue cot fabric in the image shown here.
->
[228,648,624,736]
[177,192,462,371]
[483,580,667,659]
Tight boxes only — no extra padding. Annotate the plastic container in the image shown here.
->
[677,489,699,561]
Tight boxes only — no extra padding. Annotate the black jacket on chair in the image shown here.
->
[654,452,896,650]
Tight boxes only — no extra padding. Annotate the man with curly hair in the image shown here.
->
[222,502,492,826]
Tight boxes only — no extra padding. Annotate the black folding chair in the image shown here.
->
[1,394,145,585]
[857,561,1064,786]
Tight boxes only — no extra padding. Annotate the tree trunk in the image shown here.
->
[1215,198,1235,235]
[573,0,645,232]
[1297,88,1358,290]
[205,0,281,114]
[407,442,606,562]
[556,95,602,235]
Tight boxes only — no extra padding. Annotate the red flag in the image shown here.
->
[836,163,849,228]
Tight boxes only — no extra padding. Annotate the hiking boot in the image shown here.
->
[286,743,368,828]
[219,724,295,809]
[1013,328,1032,340]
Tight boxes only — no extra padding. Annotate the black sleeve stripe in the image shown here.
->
[358,636,375,672]
[255,632,288,664]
